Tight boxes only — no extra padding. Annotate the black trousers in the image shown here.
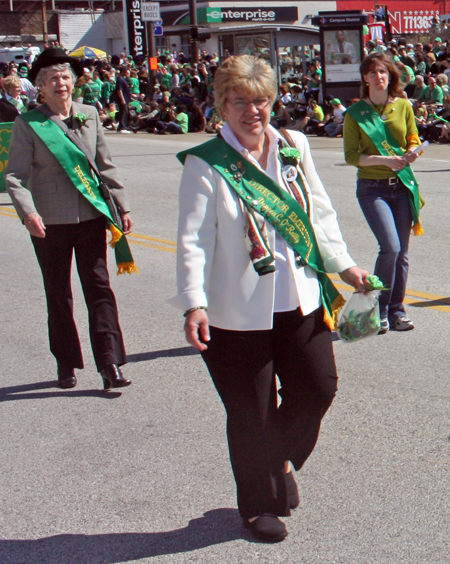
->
[117,102,128,131]
[31,217,126,372]
[201,307,337,519]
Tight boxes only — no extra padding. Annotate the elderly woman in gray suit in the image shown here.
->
[6,49,135,390]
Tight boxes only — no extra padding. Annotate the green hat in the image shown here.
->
[435,37,442,42]
[329,98,341,105]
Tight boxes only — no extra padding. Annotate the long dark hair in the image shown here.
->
[359,52,401,99]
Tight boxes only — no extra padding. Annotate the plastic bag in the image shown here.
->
[337,290,381,343]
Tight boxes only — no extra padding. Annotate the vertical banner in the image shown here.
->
[124,0,148,60]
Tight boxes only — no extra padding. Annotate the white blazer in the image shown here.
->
[168,125,355,331]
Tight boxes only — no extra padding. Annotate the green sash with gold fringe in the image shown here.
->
[21,109,137,274]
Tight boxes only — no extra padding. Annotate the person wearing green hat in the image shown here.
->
[5,48,135,390]
[324,98,346,137]
[433,37,443,54]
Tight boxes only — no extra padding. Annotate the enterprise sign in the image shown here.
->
[207,8,278,22]
[125,0,148,59]
[165,6,298,26]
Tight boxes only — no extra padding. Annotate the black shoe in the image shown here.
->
[286,471,300,509]
[100,364,132,390]
[57,367,77,389]
[243,514,288,543]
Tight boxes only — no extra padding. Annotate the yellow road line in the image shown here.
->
[129,240,176,253]
[0,209,18,217]
[328,273,449,304]
[128,233,176,246]
[2,208,450,312]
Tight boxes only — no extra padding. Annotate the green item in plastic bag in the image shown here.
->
[337,289,381,343]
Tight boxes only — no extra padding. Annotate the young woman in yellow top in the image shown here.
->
[344,53,420,333]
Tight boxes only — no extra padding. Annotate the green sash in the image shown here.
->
[21,108,137,274]
[8,97,27,113]
[177,137,346,330]
[346,100,424,235]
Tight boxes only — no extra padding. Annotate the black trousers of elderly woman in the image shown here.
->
[31,217,126,372]
[201,306,337,520]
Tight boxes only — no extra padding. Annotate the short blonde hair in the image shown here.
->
[2,75,21,93]
[214,55,277,115]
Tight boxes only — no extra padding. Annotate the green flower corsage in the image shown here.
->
[279,147,301,165]
[75,113,92,126]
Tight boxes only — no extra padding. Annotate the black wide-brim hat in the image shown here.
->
[28,48,84,85]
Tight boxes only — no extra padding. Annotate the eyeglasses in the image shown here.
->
[226,98,271,111]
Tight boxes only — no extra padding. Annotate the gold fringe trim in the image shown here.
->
[117,262,139,275]
[323,293,347,331]
[108,224,122,248]
[412,221,424,236]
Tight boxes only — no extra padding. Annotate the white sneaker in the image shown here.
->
[378,318,389,334]
[118,129,131,134]
[390,317,415,331]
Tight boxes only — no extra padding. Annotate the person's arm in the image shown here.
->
[168,154,219,348]
[289,130,367,287]
[302,132,368,290]
[5,117,39,220]
[433,86,444,104]
[90,106,133,231]
[116,80,126,105]
[403,101,421,163]
[419,87,428,101]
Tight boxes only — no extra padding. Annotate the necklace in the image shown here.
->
[368,94,390,120]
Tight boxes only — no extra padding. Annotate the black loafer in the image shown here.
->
[57,367,77,389]
[243,514,288,543]
[286,471,300,509]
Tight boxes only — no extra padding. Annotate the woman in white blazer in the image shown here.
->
[170,56,368,543]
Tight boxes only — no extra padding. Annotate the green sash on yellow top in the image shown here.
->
[346,100,424,236]
[177,137,346,331]
[21,109,137,274]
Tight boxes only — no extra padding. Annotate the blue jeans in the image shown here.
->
[357,178,413,320]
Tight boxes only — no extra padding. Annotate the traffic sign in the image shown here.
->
[154,25,163,36]
[141,2,160,21]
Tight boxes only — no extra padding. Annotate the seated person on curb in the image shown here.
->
[324,98,346,137]
[155,103,189,134]
[419,77,444,105]
[288,98,324,132]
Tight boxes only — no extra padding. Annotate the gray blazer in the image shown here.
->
[6,102,130,225]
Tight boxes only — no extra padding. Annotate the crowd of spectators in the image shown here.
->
[0,43,223,135]
[277,33,450,143]
[3,33,450,141]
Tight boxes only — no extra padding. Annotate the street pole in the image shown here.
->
[188,0,199,64]
[42,0,48,45]
[147,21,157,99]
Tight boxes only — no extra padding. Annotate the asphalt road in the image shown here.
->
[1,132,450,564]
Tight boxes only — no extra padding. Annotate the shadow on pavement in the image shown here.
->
[409,297,450,308]
[0,380,122,402]
[127,346,200,363]
[0,508,251,564]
